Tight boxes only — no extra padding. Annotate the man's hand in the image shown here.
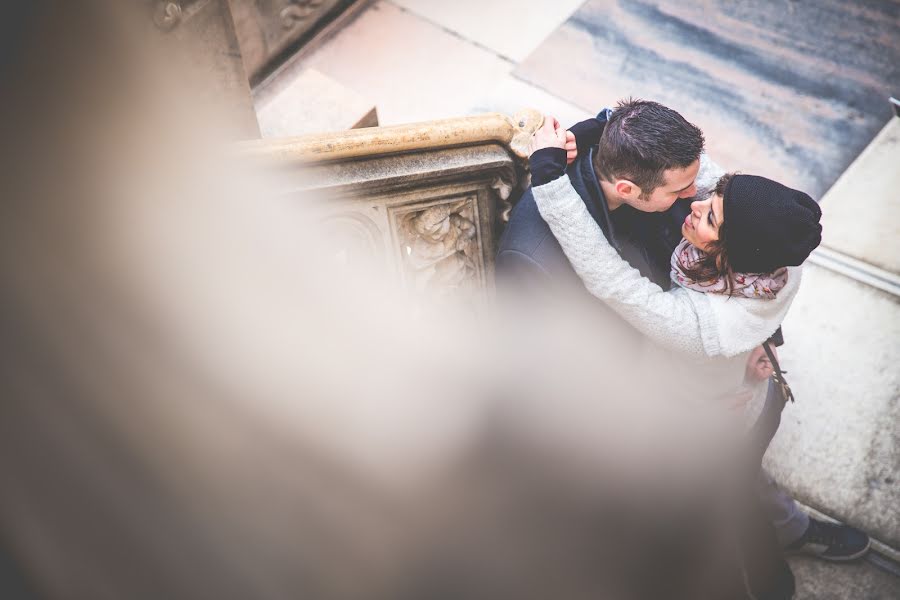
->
[728,386,755,410]
[744,345,775,382]
[565,130,577,165]
[528,115,568,156]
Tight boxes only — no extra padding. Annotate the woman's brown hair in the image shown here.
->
[681,173,737,294]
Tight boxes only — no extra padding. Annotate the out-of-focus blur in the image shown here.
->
[2,1,897,599]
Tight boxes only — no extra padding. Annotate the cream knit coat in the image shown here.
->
[531,174,802,359]
[531,171,803,419]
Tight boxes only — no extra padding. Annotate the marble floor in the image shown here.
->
[514,0,900,200]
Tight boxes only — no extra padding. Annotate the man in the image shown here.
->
[496,99,870,573]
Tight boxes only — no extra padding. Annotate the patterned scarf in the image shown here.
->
[670,239,789,299]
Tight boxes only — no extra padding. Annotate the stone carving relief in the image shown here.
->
[392,196,484,295]
[491,176,514,223]
[153,1,184,31]
[320,213,384,272]
[230,0,347,83]
[281,0,327,30]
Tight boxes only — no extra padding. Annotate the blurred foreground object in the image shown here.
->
[0,3,771,599]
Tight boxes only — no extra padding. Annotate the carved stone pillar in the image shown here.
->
[227,0,359,85]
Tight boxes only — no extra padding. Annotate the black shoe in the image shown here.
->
[786,518,871,561]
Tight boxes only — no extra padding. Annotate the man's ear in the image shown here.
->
[615,179,640,200]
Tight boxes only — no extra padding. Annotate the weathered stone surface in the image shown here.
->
[227,0,354,84]
[514,0,900,199]
[763,264,900,548]
[256,68,377,137]
[315,146,515,298]
[468,75,592,131]
[240,129,527,299]
[236,110,542,164]
[392,0,586,62]
[155,0,260,138]
[818,118,900,274]
[788,556,900,599]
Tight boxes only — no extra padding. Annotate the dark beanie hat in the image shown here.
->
[721,175,822,273]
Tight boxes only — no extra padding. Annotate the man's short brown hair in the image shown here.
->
[594,99,705,194]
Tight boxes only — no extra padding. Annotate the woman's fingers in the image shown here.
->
[565,130,577,165]
[555,125,568,146]
[729,388,754,409]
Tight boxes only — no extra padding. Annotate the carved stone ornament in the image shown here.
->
[281,0,327,30]
[491,176,514,223]
[320,213,384,270]
[153,1,183,31]
[392,197,484,295]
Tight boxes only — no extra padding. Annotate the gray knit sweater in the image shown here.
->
[531,174,802,359]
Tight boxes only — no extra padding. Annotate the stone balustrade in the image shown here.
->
[233,110,542,299]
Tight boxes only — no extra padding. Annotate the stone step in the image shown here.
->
[788,554,899,599]
[255,68,377,138]
[763,263,900,549]
[765,112,900,564]
[817,116,900,276]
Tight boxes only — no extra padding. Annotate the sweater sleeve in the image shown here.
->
[532,174,716,357]
[568,117,605,155]
[529,147,568,186]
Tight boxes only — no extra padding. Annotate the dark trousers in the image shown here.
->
[749,380,810,546]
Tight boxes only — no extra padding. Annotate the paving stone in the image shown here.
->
[763,264,900,548]
[788,556,900,600]
[391,0,586,62]
[256,1,513,126]
[468,75,592,129]
[514,0,900,199]
[256,68,377,137]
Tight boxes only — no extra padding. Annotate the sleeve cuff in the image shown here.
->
[569,117,604,154]
[529,147,567,186]
[769,326,784,347]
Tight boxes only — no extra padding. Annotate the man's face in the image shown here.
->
[628,159,701,213]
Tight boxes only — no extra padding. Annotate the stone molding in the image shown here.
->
[234,109,542,164]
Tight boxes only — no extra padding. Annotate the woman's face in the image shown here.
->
[682,192,724,251]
